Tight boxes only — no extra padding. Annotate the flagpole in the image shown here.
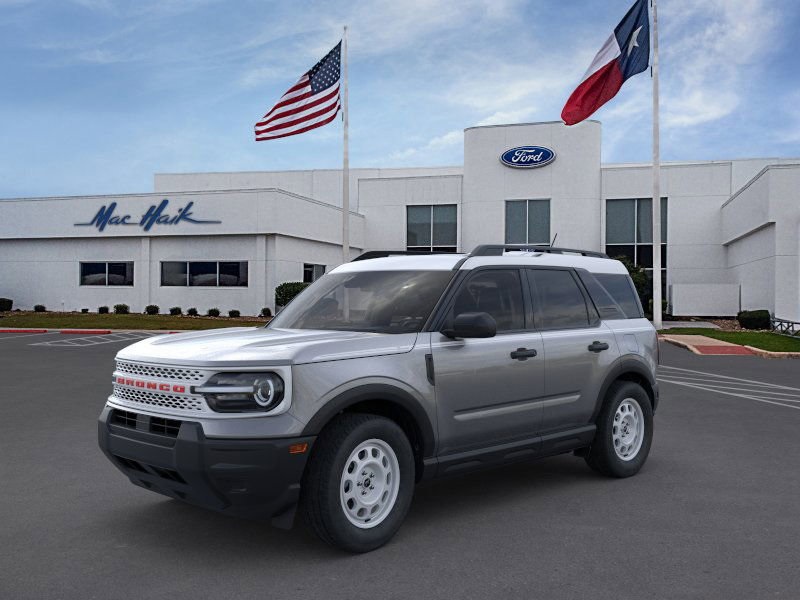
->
[341,25,350,264]
[651,0,662,329]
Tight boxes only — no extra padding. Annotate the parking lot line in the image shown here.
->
[31,331,158,347]
[659,365,800,391]
[658,378,800,411]
[0,331,59,341]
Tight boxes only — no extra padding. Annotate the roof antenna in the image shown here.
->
[550,233,558,247]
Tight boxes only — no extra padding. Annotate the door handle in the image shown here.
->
[588,341,610,353]
[510,347,538,361]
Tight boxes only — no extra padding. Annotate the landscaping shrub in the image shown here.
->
[169,306,182,316]
[144,304,159,315]
[0,298,12,312]
[260,307,272,318]
[81,308,89,313]
[275,282,310,307]
[113,304,130,315]
[187,307,198,316]
[228,309,241,318]
[737,309,771,330]
[207,308,220,317]
[98,306,109,314]
[34,304,46,312]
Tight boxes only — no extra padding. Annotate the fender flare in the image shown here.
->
[301,383,436,458]
[591,357,659,422]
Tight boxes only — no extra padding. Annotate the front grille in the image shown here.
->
[113,384,206,412]
[115,360,205,382]
[150,416,182,437]
[112,409,138,428]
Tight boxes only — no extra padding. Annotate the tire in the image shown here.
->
[585,381,653,478]
[300,413,415,553]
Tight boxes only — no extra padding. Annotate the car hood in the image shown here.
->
[115,327,419,367]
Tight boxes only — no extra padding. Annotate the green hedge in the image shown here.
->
[275,282,310,307]
[737,310,771,330]
[0,298,12,312]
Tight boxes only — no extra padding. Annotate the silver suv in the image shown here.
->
[98,245,658,552]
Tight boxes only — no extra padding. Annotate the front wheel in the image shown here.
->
[585,381,653,478]
[301,413,415,553]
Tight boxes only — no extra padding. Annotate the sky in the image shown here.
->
[1,0,799,198]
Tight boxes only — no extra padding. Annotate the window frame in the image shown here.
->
[405,204,458,253]
[79,261,135,287]
[504,198,551,246]
[605,197,668,286]
[303,263,326,283]
[159,261,249,287]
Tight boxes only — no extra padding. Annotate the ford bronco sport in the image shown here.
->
[98,244,658,552]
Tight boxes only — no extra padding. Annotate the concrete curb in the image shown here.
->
[743,345,800,359]
[660,336,800,359]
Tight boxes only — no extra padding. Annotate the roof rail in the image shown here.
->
[469,244,609,259]
[351,249,456,262]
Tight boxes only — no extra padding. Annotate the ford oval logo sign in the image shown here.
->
[500,146,556,169]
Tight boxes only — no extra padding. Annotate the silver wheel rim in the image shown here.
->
[339,438,400,529]
[612,398,645,461]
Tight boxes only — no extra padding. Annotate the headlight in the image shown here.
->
[194,372,285,413]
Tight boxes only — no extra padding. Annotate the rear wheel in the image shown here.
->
[301,413,415,552]
[585,381,653,478]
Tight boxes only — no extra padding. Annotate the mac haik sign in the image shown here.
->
[75,199,221,232]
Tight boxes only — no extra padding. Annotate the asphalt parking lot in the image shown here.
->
[2,331,800,599]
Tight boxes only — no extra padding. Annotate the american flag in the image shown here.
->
[254,41,342,141]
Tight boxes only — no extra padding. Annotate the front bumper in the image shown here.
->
[98,406,315,527]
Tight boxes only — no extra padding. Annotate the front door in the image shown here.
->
[431,268,545,455]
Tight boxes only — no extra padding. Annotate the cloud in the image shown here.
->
[660,0,780,128]
[389,129,462,162]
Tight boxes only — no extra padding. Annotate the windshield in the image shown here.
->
[269,270,454,333]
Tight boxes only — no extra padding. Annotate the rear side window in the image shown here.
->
[576,271,627,320]
[594,273,644,319]
[528,269,590,329]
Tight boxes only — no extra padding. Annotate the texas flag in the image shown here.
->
[561,0,650,126]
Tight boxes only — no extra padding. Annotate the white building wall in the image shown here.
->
[359,175,462,251]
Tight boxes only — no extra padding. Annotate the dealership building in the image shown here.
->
[1,120,799,321]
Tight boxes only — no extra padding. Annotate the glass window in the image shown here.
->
[606,197,668,300]
[303,263,326,283]
[406,206,432,248]
[189,262,217,286]
[108,262,134,286]
[219,262,248,287]
[505,199,550,245]
[606,198,636,243]
[80,262,134,286]
[530,269,590,329]
[269,270,453,334]
[161,262,187,286]
[80,262,107,286]
[505,200,527,244]
[594,273,644,319]
[449,270,525,332]
[406,204,457,252]
[577,271,628,320]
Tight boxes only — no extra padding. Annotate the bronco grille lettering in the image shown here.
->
[115,375,187,394]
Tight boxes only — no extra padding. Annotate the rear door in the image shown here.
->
[526,268,620,433]
[431,268,545,455]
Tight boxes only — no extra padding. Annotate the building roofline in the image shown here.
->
[722,163,800,208]
[464,120,599,132]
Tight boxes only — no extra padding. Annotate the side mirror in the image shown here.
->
[442,312,497,339]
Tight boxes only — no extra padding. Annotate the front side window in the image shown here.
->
[160,261,248,287]
[269,270,453,333]
[529,269,590,329]
[80,262,134,286]
[406,204,457,252]
[505,199,550,245]
[447,269,525,332]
